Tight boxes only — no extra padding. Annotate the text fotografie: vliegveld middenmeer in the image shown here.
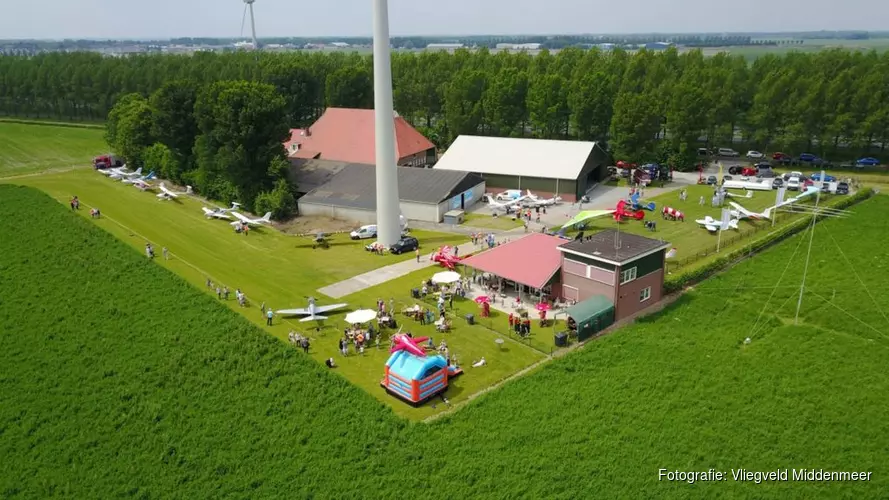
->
[659,468,873,484]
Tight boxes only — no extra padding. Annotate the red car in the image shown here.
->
[772,152,790,161]
[741,167,758,177]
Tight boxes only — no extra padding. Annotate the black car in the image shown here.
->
[758,168,776,178]
[836,182,849,195]
[728,165,743,175]
[707,175,718,185]
[772,177,785,188]
[821,182,831,193]
[723,175,733,181]
[389,236,419,254]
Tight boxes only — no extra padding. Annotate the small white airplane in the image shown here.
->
[723,179,773,191]
[230,210,273,227]
[132,179,153,191]
[109,167,142,180]
[728,201,774,220]
[724,190,754,199]
[157,182,193,200]
[695,216,740,233]
[121,171,155,184]
[276,297,348,322]
[522,190,563,207]
[201,202,241,220]
[98,165,129,176]
[485,194,526,213]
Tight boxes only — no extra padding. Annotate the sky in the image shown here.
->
[2,0,887,40]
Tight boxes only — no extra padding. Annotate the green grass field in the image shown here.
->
[0,121,107,178]
[4,169,545,419]
[3,184,887,497]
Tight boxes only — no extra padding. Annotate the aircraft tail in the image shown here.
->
[185,186,193,195]
[231,202,242,210]
[133,167,142,176]
[299,315,327,322]
[261,212,272,222]
[145,171,155,180]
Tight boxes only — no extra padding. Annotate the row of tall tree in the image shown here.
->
[105,80,296,217]
[1,47,888,167]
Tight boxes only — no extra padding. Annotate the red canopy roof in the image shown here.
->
[284,108,435,165]
[461,233,567,289]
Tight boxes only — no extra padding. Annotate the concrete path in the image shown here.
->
[318,231,530,298]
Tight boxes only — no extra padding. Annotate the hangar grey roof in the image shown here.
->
[299,164,484,210]
[287,158,354,193]
[559,229,670,265]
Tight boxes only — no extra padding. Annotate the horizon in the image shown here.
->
[2,0,887,40]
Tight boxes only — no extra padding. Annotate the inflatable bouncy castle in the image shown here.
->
[380,334,463,405]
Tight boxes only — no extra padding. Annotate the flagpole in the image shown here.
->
[717,225,723,253]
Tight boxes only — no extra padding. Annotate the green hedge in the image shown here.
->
[664,188,876,293]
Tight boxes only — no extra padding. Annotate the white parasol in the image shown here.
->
[344,309,378,324]
[431,271,461,284]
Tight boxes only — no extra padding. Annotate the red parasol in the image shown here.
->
[474,295,491,304]
[535,302,551,311]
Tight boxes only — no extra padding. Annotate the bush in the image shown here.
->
[142,143,178,180]
[664,188,875,292]
[253,178,297,220]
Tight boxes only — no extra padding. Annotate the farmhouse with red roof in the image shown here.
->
[284,107,437,167]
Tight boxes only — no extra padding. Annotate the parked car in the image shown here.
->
[836,182,850,195]
[707,175,718,185]
[697,148,711,156]
[783,171,804,181]
[741,167,758,177]
[728,165,743,175]
[799,153,817,162]
[856,157,880,166]
[746,150,764,159]
[821,182,832,194]
[772,177,785,188]
[772,152,791,161]
[786,177,801,191]
[350,224,377,240]
[810,172,836,182]
[723,175,733,181]
[718,148,740,157]
[389,236,419,254]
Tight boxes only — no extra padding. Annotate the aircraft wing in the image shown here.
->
[704,224,718,232]
[213,213,232,219]
[561,210,617,229]
[231,212,250,223]
[276,308,310,316]
[313,303,348,314]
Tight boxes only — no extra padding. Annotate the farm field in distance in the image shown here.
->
[2,184,888,498]
[5,169,544,419]
[0,121,107,177]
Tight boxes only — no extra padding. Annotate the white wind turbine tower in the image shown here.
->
[241,0,260,50]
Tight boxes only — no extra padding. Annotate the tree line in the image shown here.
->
[105,80,296,218]
[1,47,888,169]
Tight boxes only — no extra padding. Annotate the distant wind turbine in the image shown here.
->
[240,0,260,50]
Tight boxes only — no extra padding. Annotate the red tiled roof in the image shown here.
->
[284,108,435,165]
[461,233,568,289]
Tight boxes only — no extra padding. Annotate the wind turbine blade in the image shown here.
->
[241,2,248,38]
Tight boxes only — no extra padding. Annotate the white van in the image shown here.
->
[350,225,377,240]
[786,177,801,191]
[717,148,740,157]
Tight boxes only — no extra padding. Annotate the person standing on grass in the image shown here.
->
[415,247,420,263]
[162,247,169,260]
[223,287,229,300]
[216,286,222,299]
[300,337,310,354]
[260,302,266,314]
[266,309,273,326]
[206,278,212,288]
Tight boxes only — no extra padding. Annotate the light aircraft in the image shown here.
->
[728,202,774,220]
[201,202,241,220]
[484,195,525,213]
[230,211,273,227]
[98,165,130,177]
[132,179,153,191]
[121,171,155,184]
[276,297,348,322]
[110,167,143,180]
[695,216,739,233]
[723,179,773,191]
[157,182,193,200]
[521,190,562,207]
